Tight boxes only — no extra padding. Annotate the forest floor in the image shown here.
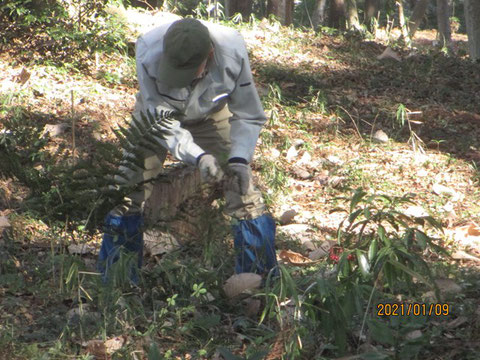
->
[1,10,480,360]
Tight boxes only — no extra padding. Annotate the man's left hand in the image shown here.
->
[228,162,252,196]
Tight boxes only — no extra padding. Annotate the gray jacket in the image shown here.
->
[135,20,267,165]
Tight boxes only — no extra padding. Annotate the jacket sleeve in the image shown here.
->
[227,35,267,162]
[135,37,205,165]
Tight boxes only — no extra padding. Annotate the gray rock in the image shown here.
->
[0,216,10,228]
[373,130,389,143]
[279,210,298,225]
[279,224,310,234]
[42,123,69,137]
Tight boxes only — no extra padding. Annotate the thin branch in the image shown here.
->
[338,105,363,139]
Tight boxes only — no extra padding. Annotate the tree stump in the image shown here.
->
[144,164,202,224]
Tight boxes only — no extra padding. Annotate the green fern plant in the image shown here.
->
[113,110,177,177]
[0,108,175,228]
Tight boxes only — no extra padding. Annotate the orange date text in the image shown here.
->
[376,303,449,317]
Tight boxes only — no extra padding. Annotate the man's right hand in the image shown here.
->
[197,154,224,184]
[155,109,179,120]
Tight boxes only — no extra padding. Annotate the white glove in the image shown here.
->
[228,163,252,196]
[198,154,224,183]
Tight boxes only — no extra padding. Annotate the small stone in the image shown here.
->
[204,292,215,302]
[0,216,10,228]
[435,279,462,294]
[279,210,298,225]
[309,241,333,260]
[373,129,389,143]
[42,123,69,137]
[406,330,422,340]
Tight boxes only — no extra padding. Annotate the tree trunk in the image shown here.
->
[397,0,411,47]
[312,0,328,29]
[408,0,430,38]
[328,0,346,29]
[436,0,451,47]
[364,0,379,31]
[225,0,253,21]
[267,0,295,25]
[465,0,480,61]
[345,0,361,30]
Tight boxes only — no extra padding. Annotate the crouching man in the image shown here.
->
[98,18,278,282]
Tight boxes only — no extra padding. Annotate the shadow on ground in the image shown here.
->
[253,36,480,167]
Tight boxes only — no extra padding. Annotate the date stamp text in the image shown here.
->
[376,303,450,317]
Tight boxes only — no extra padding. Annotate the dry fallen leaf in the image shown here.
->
[292,166,311,179]
[15,67,31,85]
[404,205,429,218]
[223,273,262,298]
[85,336,126,359]
[85,340,105,359]
[467,223,480,236]
[328,176,346,188]
[297,151,312,165]
[447,316,468,329]
[67,304,91,320]
[377,47,402,61]
[143,229,180,256]
[448,223,480,247]
[451,250,480,263]
[104,336,126,354]
[68,243,95,255]
[286,145,298,161]
[279,249,317,266]
[432,183,456,197]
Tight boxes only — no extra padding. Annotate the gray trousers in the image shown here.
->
[112,100,266,220]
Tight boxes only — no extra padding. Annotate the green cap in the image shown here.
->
[159,19,211,88]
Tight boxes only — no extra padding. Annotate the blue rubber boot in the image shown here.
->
[232,213,278,276]
[97,214,143,284]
